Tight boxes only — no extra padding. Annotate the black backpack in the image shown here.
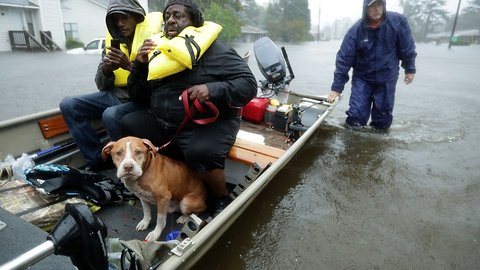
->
[25,164,123,205]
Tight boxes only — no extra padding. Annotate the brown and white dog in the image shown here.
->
[101,136,207,241]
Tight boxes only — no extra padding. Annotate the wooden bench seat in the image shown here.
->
[228,137,285,167]
[38,114,103,140]
[38,114,69,139]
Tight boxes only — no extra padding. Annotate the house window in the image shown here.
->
[64,23,79,40]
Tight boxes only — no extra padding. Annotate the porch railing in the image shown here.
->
[8,31,62,52]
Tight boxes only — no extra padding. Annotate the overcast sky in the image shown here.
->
[255,0,466,26]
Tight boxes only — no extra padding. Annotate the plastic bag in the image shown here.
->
[11,153,35,181]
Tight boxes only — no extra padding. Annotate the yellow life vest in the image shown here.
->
[105,12,163,87]
[147,21,222,81]
[147,34,187,81]
[158,21,222,69]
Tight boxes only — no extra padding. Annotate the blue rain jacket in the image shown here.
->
[331,0,417,92]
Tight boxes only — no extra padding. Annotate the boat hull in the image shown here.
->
[0,95,340,269]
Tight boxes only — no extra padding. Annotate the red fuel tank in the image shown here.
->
[241,98,270,123]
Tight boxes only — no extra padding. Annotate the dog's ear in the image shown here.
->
[142,139,158,157]
[101,141,115,161]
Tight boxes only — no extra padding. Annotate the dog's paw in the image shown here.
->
[176,215,190,224]
[145,230,161,242]
[136,219,150,231]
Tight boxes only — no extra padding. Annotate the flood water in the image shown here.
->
[195,42,480,269]
[1,41,479,269]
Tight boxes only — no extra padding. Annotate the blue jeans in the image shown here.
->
[59,91,141,166]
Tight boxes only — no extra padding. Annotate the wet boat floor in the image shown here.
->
[95,122,289,242]
[95,169,217,241]
[240,121,290,150]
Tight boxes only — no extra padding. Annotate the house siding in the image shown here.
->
[61,0,107,45]
[38,0,65,49]
[0,0,150,52]
[0,7,12,51]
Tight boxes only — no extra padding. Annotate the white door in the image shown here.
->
[9,8,25,30]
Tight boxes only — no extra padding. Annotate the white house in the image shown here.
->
[1,0,60,51]
[61,0,109,46]
[0,0,148,52]
[426,29,480,45]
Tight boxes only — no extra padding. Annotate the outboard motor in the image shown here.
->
[0,203,108,270]
[253,37,330,143]
[254,37,295,103]
[254,37,287,84]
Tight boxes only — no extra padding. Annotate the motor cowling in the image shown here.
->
[254,36,287,84]
[47,203,108,270]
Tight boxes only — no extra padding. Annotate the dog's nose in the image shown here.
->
[123,163,134,172]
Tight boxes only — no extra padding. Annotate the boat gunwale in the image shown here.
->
[157,97,340,269]
[0,108,61,130]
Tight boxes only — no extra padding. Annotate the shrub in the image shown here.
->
[66,38,84,49]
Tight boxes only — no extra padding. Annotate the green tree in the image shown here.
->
[194,0,243,15]
[457,0,480,29]
[239,0,263,26]
[263,2,284,40]
[148,0,246,42]
[263,0,311,42]
[284,20,309,41]
[203,2,241,42]
[149,1,166,12]
[401,0,449,41]
[280,0,310,32]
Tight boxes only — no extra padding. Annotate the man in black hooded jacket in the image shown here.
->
[121,0,258,217]
[60,0,159,171]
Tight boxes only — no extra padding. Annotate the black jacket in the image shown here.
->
[95,0,146,99]
[128,40,258,124]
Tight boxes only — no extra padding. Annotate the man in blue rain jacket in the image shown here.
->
[327,0,417,130]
